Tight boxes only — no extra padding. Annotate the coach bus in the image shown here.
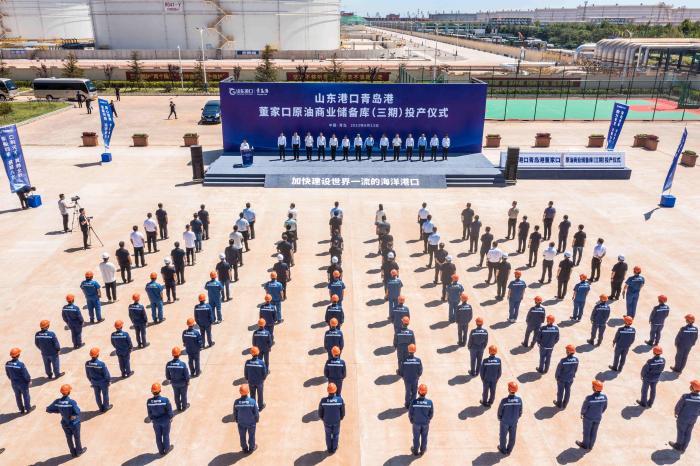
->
[0,78,19,100]
[32,77,97,101]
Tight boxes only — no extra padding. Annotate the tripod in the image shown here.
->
[86,219,104,247]
[70,201,104,248]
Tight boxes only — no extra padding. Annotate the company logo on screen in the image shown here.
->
[228,88,269,96]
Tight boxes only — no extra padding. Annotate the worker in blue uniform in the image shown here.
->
[244,346,268,410]
[637,345,666,408]
[587,294,610,346]
[234,384,260,454]
[325,295,345,328]
[622,266,645,318]
[409,384,433,456]
[554,344,579,409]
[328,270,346,303]
[61,293,84,349]
[194,293,215,347]
[522,296,545,347]
[609,315,636,371]
[506,270,526,322]
[35,319,62,379]
[480,345,502,407]
[319,383,345,454]
[671,314,697,373]
[265,272,285,323]
[400,343,423,408]
[182,318,203,376]
[145,272,165,323]
[445,274,464,322]
[646,294,670,346]
[147,383,174,455]
[47,384,86,457]
[385,269,403,317]
[204,271,224,324]
[571,274,591,321]
[110,320,133,377]
[128,293,149,348]
[5,347,32,413]
[80,271,103,323]
[394,316,416,375]
[670,379,700,453]
[391,295,410,333]
[325,346,347,396]
[324,318,344,359]
[536,314,560,373]
[468,317,488,376]
[85,347,112,412]
[497,382,523,455]
[252,318,273,372]
[165,346,190,411]
[455,293,472,346]
[259,294,277,341]
[576,380,607,450]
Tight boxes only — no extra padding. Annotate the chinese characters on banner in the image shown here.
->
[0,124,30,193]
[290,176,421,187]
[606,103,629,151]
[98,98,114,153]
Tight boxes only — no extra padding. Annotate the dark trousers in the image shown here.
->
[120,264,132,283]
[442,147,448,159]
[393,146,400,160]
[649,325,664,346]
[496,280,507,298]
[572,246,583,265]
[457,323,468,345]
[529,247,539,266]
[557,279,569,298]
[249,221,255,239]
[105,281,117,301]
[292,144,299,159]
[62,213,69,232]
[482,380,497,404]
[238,425,256,451]
[158,222,168,239]
[507,219,516,239]
[499,422,517,453]
[590,324,605,345]
[68,325,83,348]
[146,232,157,252]
[478,250,487,266]
[557,235,567,252]
[324,423,340,452]
[540,260,553,282]
[355,146,361,160]
[427,245,437,267]
[538,347,553,372]
[165,283,176,302]
[242,231,250,251]
[278,145,285,158]
[381,146,387,160]
[556,380,572,407]
[173,385,188,410]
[81,228,89,248]
[419,146,426,159]
[404,379,418,407]
[674,347,691,371]
[412,424,429,453]
[201,325,213,346]
[220,280,231,301]
[572,300,585,320]
[153,422,171,454]
[62,422,83,456]
[11,384,31,411]
[508,299,521,321]
[186,248,195,265]
[366,146,373,159]
[543,219,553,239]
[134,247,145,267]
[116,354,131,376]
[487,262,497,282]
[610,281,623,300]
[406,147,413,159]
[469,349,484,374]
[342,147,349,159]
[582,418,600,449]
[462,222,470,240]
[175,263,185,284]
[250,383,264,407]
[431,146,437,159]
[41,354,60,377]
[675,420,695,451]
[518,236,527,252]
[92,385,110,411]
[306,146,312,160]
[318,146,325,160]
[523,325,539,347]
[612,346,629,370]
[590,257,602,281]
[187,352,201,375]
[134,325,147,347]
[330,146,337,160]
[469,236,478,253]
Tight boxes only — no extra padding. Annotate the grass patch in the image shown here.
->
[0,101,70,126]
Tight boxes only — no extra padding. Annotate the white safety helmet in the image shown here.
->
[331,256,339,264]
[163,258,171,264]
[277,254,284,261]
[446,255,452,261]
[618,255,625,261]
[387,252,395,259]
[502,254,508,260]
[101,252,109,260]
[219,253,225,260]
[564,251,572,258]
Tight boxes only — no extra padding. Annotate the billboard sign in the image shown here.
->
[164,1,183,12]
[220,82,487,154]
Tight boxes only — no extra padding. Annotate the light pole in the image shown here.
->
[195,27,208,91]
[177,45,184,89]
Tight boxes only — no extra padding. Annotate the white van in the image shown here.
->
[0,78,19,100]
[32,77,97,101]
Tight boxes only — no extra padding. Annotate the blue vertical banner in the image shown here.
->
[662,128,687,192]
[0,124,30,193]
[98,98,114,160]
[606,102,629,151]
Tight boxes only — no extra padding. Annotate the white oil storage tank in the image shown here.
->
[1,0,93,41]
[88,0,340,51]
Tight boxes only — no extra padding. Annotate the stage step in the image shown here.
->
[445,173,506,187]
[203,172,266,187]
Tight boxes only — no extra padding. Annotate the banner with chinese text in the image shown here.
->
[0,124,30,193]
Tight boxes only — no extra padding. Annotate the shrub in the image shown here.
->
[0,102,13,116]
[184,133,199,138]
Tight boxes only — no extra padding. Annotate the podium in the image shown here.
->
[241,148,254,167]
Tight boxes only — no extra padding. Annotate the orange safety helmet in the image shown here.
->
[452,274,459,281]
[565,344,576,354]
[9,347,21,358]
[239,384,250,396]
[114,320,124,329]
[327,383,337,394]
[329,318,339,327]
[633,266,641,274]
[658,295,668,303]
[407,343,416,353]
[514,271,522,278]
[691,380,700,392]
[250,346,260,356]
[397,295,406,304]
[65,294,75,303]
[172,346,181,357]
[264,294,272,303]
[592,380,604,392]
[623,315,634,325]
[579,274,587,281]
[488,345,498,355]
[151,383,161,394]
[599,294,608,302]
[653,346,663,355]
[331,294,339,303]
[390,269,398,277]
[149,272,157,280]
[401,316,410,325]
[186,317,195,326]
[332,270,341,278]
[475,317,484,325]
[460,293,469,301]
[270,271,277,279]
[89,347,100,358]
[85,271,93,279]
[418,384,428,396]
[331,346,341,357]
[210,271,217,279]
[198,293,206,302]
[40,319,50,329]
[507,381,518,393]
[258,318,266,327]
[132,293,141,301]
[534,296,543,304]
[686,314,696,324]
[60,384,72,395]
[546,314,555,324]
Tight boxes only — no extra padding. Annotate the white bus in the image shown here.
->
[0,78,19,100]
[32,78,97,101]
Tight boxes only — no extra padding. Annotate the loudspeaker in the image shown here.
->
[505,146,519,181]
[190,145,204,180]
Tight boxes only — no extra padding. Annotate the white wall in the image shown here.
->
[2,0,93,39]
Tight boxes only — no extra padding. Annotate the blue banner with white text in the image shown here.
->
[98,98,114,149]
[662,128,687,192]
[220,82,487,154]
[606,102,629,150]
[0,124,30,193]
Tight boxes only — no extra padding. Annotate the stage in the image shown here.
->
[203,152,506,188]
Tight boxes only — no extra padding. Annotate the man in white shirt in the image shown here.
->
[427,226,441,268]
[229,225,244,266]
[143,213,158,253]
[354,134,363,161]
[288,202,298,220]
[392,134,402,161]
[418,133,428,161]
[58,193,74,233]
[240,139,250,152]
[305,132,314,160]
[418,203,430,243]
[364,134,375,159]
[99,252,117,302]
[539,241,558,284]
[486,243,504,284]
[506,201,519,240]
[329,133,338,161]
[277,132,287,160]
[235,213,250,251]
[441,134,451,160]
[317,132,326,161]
[375,204,386,224]
[183,224,197,265]
[379,133,389,161]
[405,133,415,161]
[129,225,146,268]
[590,238,607,282]
[342,136,350,160]
[243,202,256,240]
[291,131,301,160]
[430,134,439,161]
[330,201,343,219]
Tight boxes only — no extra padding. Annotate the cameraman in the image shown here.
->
[78,208,90,249]
[57,194,74,233]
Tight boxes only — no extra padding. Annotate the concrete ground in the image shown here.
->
[0,96,699,466]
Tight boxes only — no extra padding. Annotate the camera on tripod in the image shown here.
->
[71,195,81,202]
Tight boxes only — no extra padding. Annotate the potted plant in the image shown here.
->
[81,131,98,147]
[681,149,697,167]
[633,134,647,147]
[183,133,199,147]
[132,133,149,147]
[588,134,605,148]
[485,134,501,148]
[645,134,659,151]
[535,132,551,148]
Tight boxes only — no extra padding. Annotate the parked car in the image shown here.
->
[200,99,221,124]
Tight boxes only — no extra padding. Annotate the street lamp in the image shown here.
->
[177,45,184,89]
[194,27,208,91]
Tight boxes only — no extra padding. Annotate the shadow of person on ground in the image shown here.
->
[377,407,406,420]
[650,448,682,465]
[555,447,588,464]
[208,451,247,465]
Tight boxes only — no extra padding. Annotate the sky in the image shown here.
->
[341,1,661,16]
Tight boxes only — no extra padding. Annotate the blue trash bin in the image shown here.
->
[241,149,254,166]
[27,194,42,208]
[101,152,112,163]
[659,194,676,208]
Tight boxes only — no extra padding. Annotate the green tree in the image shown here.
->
[232,65,242,82]
[0,56,9,78]
[128,51,143,89]
[61,52,83,78]
[255,45,279,82]
[102,64,115,87]
[192,59,205,90]
[324,53,344,82]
